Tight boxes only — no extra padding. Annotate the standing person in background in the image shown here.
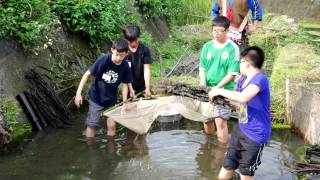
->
[123,25,152,97]
[212,0,263,49]
[209,46,270,180]
[199,16,240,144]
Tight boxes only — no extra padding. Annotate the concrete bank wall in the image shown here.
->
[0,39,50,97]
[288,86,320,145]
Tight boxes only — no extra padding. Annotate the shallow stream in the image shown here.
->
[0,115,304,180]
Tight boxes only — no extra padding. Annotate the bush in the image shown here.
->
[0,97,21,134]
[52,0,131,45]
[250,14,320,122]
[0,0,58,54]
[135,0,181,18]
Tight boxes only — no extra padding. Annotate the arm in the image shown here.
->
[122,84,129,103]
[209,84,260,103]
[128,83,135,97]
[212,0,220,19]
[122,83,135,103]
[122,61,134,100]
[143,64,151,96]
[215,74,236,89]
[199,68,206,88]
[75,70,91,107]
[199,45,207,88]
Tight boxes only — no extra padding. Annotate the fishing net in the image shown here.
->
[103,41,233,135]
[103,96,216,134]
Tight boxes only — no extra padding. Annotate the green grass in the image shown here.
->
[0,97,32,139]
[270,43,320,95]
[175,21,212,45]
[272,123,291,129]
[269,43,320,122]
[169,76,199,86]
[151,58,176,78]
[174,0,213,25]
[249,14,320,123]
[305,31,320,37]
[0,97,21,133]
[299,20,320,29]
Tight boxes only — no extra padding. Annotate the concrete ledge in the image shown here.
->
[290,87,320,144]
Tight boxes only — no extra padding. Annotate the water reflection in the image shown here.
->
[0,117,304,180]
[195,135,226,179]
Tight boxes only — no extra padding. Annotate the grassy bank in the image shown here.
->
[250,14,320,123]
[150,13,320,126]
[2,0,320,138]
[0,97,32,150]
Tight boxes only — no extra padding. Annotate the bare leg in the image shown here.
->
[106,117,116,136]
[218,167,234,180]
[215,117,228,144]
[85,127,95,145]
[86,126,96,138]
[106,135,115,153]
[240,174,254,180]
[203,120,215,135]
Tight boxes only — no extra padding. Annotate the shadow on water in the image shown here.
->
[0,114,305,180]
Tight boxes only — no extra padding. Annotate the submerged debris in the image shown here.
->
[287,145,320,175]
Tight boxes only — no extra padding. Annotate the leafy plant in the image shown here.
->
[249,14,320,123]
[135,0,181,18]
[0,0,58,54]
[172,0,212,25]
[52,0,130,45]
[46,54,94,105]
[0,97,21,133]
[139,32,153,47]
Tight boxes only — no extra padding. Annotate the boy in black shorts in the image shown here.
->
[209,46,270,179]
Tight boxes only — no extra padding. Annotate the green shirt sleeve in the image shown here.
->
[227,49,240,74]
[199,44,207,69]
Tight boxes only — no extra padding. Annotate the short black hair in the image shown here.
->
[241,46,265,69]
[123,25,141,41]
[212,16,230,29]
[111,38,129,52]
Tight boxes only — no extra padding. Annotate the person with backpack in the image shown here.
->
[212,0,263,49]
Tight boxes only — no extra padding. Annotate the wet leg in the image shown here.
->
[203,119,215,135]
[215,117,228,144]
[218,167,234,180]
[106,117,116,136]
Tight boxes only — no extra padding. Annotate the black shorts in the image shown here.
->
[223,124,265,176]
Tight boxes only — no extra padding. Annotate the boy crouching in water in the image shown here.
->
[75,38,134,139]
[209,46,271,180]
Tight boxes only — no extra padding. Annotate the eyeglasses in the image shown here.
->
[240,58,248,63]
[212,28,226,34]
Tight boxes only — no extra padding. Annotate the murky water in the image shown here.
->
[0,115,304,180]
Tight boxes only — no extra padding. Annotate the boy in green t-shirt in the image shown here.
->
[199,16,240,144]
